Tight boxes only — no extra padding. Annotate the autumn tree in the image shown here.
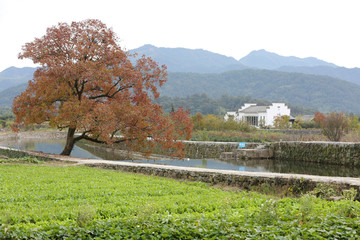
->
[313,112,326,127]
[322,112,349,142]
[13,19,192,157]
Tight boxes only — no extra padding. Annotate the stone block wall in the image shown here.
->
[272,141,360,166]
[182,141,238,158]
[182,141,261,159]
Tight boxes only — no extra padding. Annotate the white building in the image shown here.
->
[224,103,291,127]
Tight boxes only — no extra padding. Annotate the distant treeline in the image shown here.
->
[0,107,14,121]
[159,70,360,113]
[155,93,317,116]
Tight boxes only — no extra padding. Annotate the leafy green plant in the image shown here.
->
[342,188,358,201]
[76,205,96,227]
[298,194,316,222]
[308,183,336,199]
[336,200,359,218]
[257,199,278,225]
[0,165,359,239]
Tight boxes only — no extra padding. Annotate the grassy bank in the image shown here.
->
[190,130,325,142]
[0,162,359,239]
[191,130,360,143]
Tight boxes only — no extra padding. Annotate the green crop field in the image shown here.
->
[0,161,359,239]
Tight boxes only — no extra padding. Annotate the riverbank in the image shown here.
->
[1,146,359,200]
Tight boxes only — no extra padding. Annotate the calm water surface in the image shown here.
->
[0,138,359,177]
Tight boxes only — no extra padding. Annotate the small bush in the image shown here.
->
[192,113,254,132]
[322,112,349,141]
[76,205,96,227]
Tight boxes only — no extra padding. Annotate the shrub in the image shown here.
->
[273,115,290,129]
[192,113,254,132]
[322,112,349,141]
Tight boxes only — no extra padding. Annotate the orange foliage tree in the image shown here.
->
[13,19,192,156]
[313,112,326,127]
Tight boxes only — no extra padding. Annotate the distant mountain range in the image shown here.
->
[0,83,27,107]
[2,44,360,113]
[239,49,337,69]
[130,44,247,73]
[0,67,35,92]
[277,65,360,85]
[131,45,360,86]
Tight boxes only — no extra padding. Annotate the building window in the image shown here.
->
[245,116,258,126]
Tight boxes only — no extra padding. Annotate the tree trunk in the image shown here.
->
[60,127,76,155]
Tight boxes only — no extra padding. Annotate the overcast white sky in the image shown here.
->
[1,0,360,72]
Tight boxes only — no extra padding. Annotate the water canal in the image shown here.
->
[0,137,359,178]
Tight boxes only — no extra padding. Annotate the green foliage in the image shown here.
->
[0,107,14,129]
[0,107,14,120]
[299,121,320,129]
[348,115,360,131]
[76,205,96,227]
[191,129,325,142]
[191,130,268,142]
[308,183,336,199]
[342,188,358,201]
[0,165,359,239]
[298,194,317,222]
[273,115,291,129]
[191,113,254,132]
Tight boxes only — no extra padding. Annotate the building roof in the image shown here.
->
[239,105,268,113]
[302,115,314,122]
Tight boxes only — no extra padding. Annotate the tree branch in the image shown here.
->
[89,83,135,100]
[81,134,130,144]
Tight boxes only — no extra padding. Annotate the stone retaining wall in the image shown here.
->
[272,141,360,166]
[182,141,261,159]
[149,141,241,159]
[182,141,237,158]
[84,162,320,193]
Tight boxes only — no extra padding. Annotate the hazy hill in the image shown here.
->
[130,45,360,86]
[130,44,247,73]
[0,83,28,107]
[131,45,338,72]
[277,65,360,86]
[161,69,360,113]
[0,67,35,92]
[2,46,359,87]
[239,49,337,70]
